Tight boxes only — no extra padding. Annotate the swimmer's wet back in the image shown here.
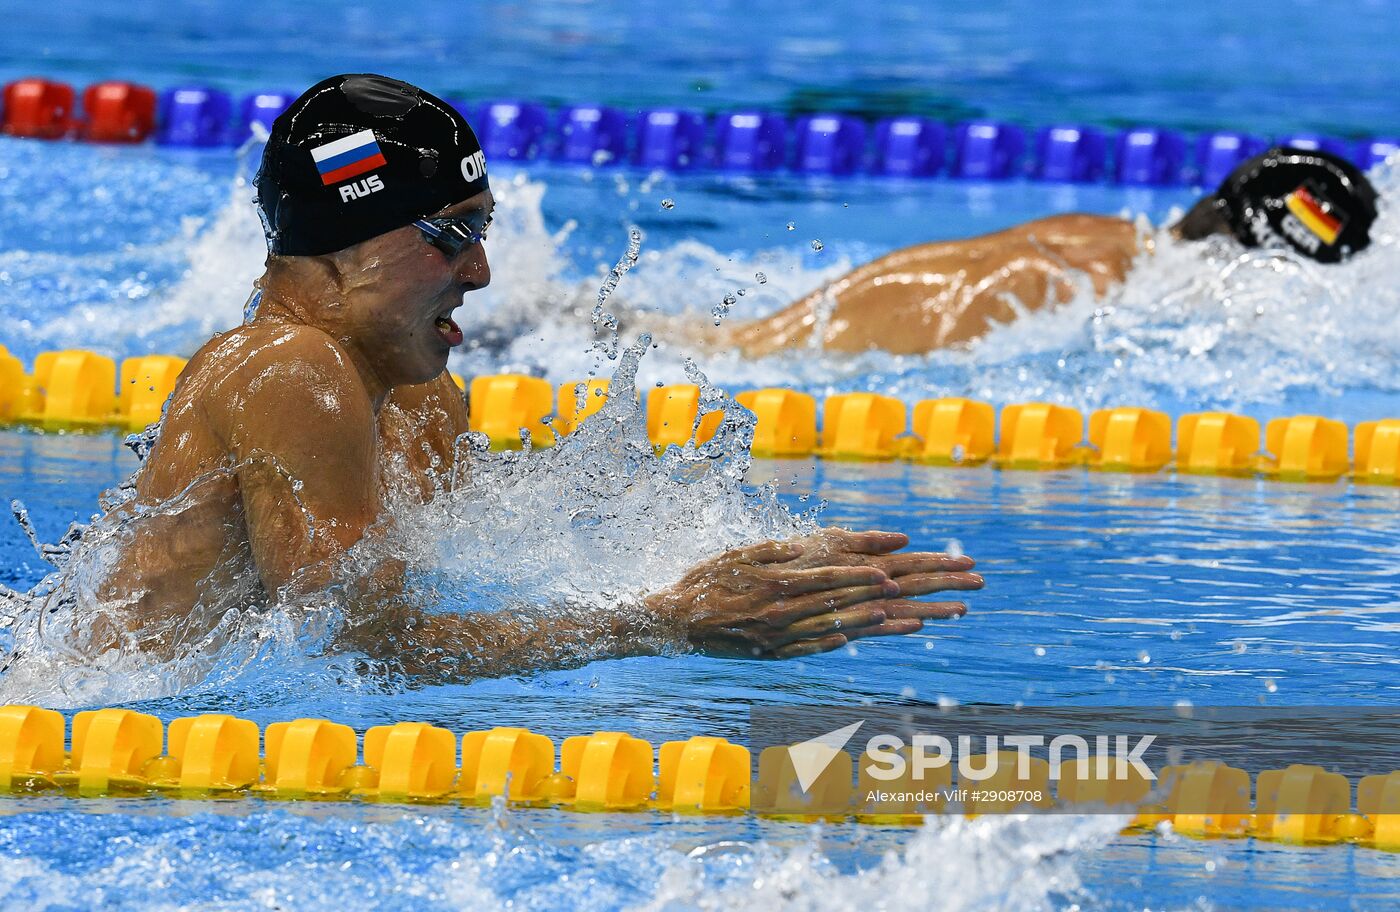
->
[255,74,491,256]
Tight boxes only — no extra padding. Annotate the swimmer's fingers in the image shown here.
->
[768,614,938,659]
[825,602,968,645]
[840,618,926,641]
[764,600,968,660]
[770,633,848,660]
[870,552,977,576]
[735,540,805,565]
[886,572,984,597]
[764,565,893,595]
[871,600,968,621]
[823,529,909,555]
[827,600,967,643]
[774,605,889,644]
[764,582,899,624]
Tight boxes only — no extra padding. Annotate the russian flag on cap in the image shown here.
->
[311,129,387,186]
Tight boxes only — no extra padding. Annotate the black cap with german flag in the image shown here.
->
[1209,147,1378,264]
[255,74,490,257]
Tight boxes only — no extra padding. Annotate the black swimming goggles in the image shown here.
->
[412,210,492,259]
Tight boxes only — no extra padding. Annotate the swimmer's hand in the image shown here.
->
[645,528,982,660]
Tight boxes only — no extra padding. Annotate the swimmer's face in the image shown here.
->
[332,190,494,387]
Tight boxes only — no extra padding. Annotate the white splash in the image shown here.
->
[637,813,1131,912]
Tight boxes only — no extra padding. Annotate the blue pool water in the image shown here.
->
[3,1,1400,910]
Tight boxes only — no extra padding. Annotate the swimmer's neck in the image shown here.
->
[251,290,393,412]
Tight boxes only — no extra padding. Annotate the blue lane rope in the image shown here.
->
[3,77,1397,186]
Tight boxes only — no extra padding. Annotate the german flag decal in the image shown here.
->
[1284,184,1344,246]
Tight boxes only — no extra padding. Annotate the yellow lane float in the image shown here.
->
[1087,406,1172,472]
[647,383,722,451]
[0,344,33,421]
[3,348,1400,486]
[116,354,187,432]
[754,742,853,820]
[468,374,557,449]
[734,387,817,457]
[555,379,613,436]
[1176,412,1261,476]
[560,731,655,811]
[1260,415,1349,482]
[55,707,163,795]
[994,402,1085,470]
[159,713,261,793]
[258,717,359,798]
[656,736,750,814]
[816,392,906,461]
[26,350,117,430]
[907,397,995,466]
[1354,419,1400,484]
[458,726,555,803]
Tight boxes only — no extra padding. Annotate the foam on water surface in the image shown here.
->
[0,800,1143,912]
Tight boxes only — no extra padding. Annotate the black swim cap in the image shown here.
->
[1208,146,1378,264]
[255,74,490,256]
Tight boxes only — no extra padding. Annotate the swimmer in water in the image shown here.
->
[716,147,1380,356]
[91,74,983,679]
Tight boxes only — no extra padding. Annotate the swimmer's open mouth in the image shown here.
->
[434,313,464,347]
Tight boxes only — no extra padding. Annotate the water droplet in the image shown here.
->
[712,292,737,326]
[810,239,824,251]
[1034,646,1046,657]
[755,272,768,284]
[785,221,795,231]
[660,198,675,210]
[1263,678,1278,693]
[945,538,963,559]
[1138,651,1151,664]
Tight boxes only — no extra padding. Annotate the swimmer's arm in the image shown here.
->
[358,602,672,681]
[352,530,982,681]
[213,334,381,595]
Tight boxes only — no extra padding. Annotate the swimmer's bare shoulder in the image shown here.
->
[139,323,360,486]
[140,321,380,592]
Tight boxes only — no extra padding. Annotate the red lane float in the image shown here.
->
[79,81,157,143]
[1,78,75,139]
